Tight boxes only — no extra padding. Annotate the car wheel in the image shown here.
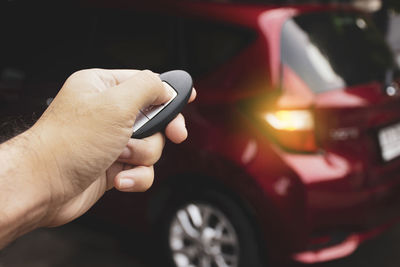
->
[161,191,264,267]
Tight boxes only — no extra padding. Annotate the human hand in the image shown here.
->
[26,69,196,227]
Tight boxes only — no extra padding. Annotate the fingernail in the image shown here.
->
[119,147,131,159]
[119,178,135,189]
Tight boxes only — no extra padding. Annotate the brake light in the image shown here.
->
[264,110,317,152]
[265,110,314,131]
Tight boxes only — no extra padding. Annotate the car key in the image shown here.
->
[132,70,193,139]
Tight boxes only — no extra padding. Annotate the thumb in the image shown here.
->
[105,70,173,114]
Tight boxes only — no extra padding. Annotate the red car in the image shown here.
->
[2,0,400,266]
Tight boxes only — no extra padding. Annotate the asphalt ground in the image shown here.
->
[2,218,400,267]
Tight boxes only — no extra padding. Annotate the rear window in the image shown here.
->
[281,12,397,93]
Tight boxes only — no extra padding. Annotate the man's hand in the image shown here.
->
[0,69,196,246]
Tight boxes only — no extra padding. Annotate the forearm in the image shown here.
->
[0,131,50,248]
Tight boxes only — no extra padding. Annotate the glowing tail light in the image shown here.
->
[264,110,317,152]
[265,110,314,131]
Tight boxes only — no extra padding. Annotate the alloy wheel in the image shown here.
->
[169,203,240,267]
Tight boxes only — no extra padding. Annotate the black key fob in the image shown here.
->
[132,70,193,139]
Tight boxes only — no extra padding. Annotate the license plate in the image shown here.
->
[378,122,400,162]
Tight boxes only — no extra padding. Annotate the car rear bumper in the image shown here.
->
[279,151,400,263]
[292,216,400,263]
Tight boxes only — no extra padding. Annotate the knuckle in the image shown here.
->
[141,143,161,165]
[68,70,83,81]
[67,69,91,85]
[141,70,162,87]
[141,69,155,78]
[69,68,102,80]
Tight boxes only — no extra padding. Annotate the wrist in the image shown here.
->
[0,130,54,247]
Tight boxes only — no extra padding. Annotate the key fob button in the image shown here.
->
[142,83,177,120]
[132,70,193,139]
[133,111,149,132]
[142,105,163,120]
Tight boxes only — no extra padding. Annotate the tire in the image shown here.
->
[159,190,265,267]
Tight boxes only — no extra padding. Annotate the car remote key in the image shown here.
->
[132,70,193,139]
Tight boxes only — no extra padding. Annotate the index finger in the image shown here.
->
[99,69,197,103]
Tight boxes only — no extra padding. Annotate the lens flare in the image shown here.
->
[265,110,314,131]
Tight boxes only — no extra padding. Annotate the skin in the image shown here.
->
[0,69,196,248]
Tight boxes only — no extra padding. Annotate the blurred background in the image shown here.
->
[1,0,400,266]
